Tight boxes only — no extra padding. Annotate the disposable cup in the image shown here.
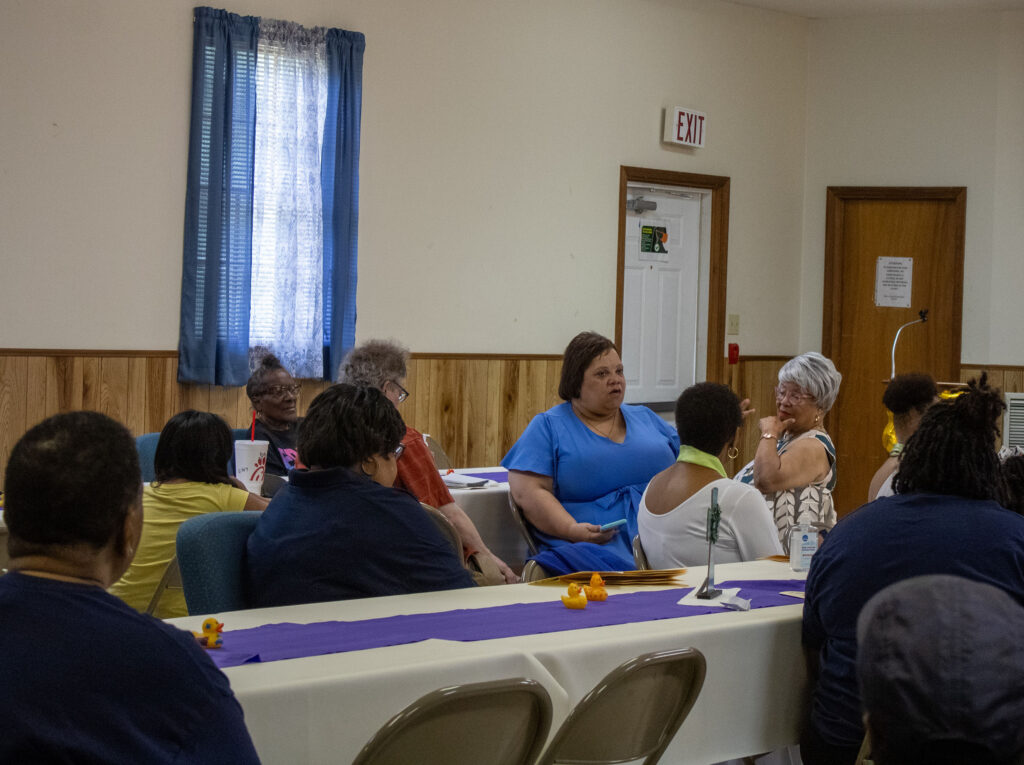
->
[234,440,269,495]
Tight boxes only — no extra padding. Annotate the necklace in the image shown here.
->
[573,403,619,439]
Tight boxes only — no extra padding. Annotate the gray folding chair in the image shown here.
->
[536,647,707,765]
[520,559,549,582]
[632,534,651,570]
[422,433,453,470]
[352,678,552,765]
[508,493,540,557]
[145,556,183,615]
[421,502,463,557]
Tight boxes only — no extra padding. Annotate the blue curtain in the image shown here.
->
[321,29,365,380]
[179,7,259,386]
[178,9,364,385]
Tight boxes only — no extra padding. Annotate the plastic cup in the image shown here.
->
[234,440,269,494]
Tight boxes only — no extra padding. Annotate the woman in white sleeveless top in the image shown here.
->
[639,383,782,568]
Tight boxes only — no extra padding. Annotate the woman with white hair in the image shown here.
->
[736,352,843,549]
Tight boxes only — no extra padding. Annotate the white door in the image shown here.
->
[621,184,709,407]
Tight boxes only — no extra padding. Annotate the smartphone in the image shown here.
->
[599,518,628,531]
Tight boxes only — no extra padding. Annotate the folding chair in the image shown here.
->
[144,556,183,615]
[537,647,707,765]
[422,433,454,470]
[507,493,541,557]
[632,534,651,570]
[352,678,552,765]
[520,559,549,582]
[421,502,463,557]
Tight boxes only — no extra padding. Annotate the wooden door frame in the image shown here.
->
[615,166,731,384]
[822,186,966,380]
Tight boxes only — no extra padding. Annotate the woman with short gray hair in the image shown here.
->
[736,351,842,549]
[338,340,518,583]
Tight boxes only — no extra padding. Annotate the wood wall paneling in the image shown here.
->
[0,350,1021,490]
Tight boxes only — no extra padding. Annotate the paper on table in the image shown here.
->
[442,474,489,488]
[677,587,751,610]
[529,569,689,587]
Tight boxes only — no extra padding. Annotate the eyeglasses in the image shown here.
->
[775,386,815,405]
[389,380,409,403]
[264,384,300,398]
[393,444,405,459]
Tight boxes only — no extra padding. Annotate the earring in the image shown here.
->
[814,414,821,424]
[727,445,739,460]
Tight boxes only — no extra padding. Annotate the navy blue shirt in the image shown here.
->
[803,492,1024,748]
[0,572,259,763]
[247,467,476,607]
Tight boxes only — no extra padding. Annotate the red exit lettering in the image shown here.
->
[668,108,706,148]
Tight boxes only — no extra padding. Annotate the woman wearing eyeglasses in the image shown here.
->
[246,353,302,477]
[338,340,518,584]
[246,384,475,607]
[736,352,843,550]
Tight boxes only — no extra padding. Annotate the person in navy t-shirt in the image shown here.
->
[0,411,259,764]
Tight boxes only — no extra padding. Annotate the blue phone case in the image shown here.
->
[599,519,628,531]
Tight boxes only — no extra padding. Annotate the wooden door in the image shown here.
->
[823,187,965,515]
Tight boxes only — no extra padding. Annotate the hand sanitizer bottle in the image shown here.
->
[789,523,816,572]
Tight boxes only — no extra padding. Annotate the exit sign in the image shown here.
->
[663,107,706,148]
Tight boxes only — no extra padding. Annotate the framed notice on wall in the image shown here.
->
[875,257,913,308]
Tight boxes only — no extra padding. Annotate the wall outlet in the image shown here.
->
[727,313,740,335]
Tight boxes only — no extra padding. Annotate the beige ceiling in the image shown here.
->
[720,0,1024,18]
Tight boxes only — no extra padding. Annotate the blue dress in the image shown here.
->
[502,402,679,564]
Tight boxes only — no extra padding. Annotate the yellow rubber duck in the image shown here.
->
[583,573,608,602]
[192,617,224,649]
[561,582,588,610]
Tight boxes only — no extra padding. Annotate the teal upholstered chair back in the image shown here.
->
[176,512,261,614]
[135,433,161,483]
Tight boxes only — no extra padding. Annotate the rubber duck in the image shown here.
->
[192,617,224,649]
[583,572,608,602]
[561,582,588,609]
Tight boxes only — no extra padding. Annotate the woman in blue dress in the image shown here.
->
[503,332,679,570]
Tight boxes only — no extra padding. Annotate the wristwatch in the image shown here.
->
[760,432,778,440]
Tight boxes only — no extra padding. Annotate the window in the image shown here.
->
[178,8,364,385]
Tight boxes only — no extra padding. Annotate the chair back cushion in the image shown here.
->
[176,512,261,614]
[135,433,160,483]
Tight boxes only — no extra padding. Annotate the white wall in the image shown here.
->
[0,0,808,355]
[800,10,1024,364]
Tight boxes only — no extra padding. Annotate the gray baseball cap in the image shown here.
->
[857,574,1024,763]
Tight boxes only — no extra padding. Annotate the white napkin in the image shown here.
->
[677,586,751,611]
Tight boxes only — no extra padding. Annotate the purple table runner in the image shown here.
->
[458,470,509,483]
[207,579,804,669]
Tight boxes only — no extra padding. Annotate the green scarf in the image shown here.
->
[676,444,727,478]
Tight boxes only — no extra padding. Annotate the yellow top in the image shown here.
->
[109,481,249,618]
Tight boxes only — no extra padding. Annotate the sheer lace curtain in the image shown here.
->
[250,20,327,378]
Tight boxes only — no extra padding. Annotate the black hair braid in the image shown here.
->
[1001,456,1024,515]
[893,373,1005,501]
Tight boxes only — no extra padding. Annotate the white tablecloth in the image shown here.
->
[167,559,808,764]
[445,467,531,572]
